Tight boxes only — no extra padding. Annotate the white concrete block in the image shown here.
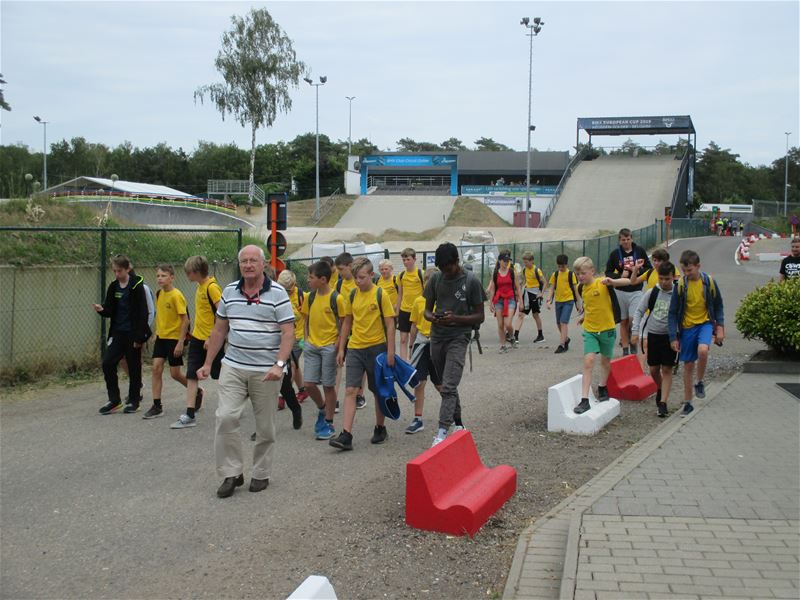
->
[287,575,338,600]
[547,374,620,435]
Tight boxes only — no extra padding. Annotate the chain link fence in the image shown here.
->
[0,227,242,383]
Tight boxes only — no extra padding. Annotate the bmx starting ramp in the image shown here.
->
[546,155,681,230]
[336,195,456,233]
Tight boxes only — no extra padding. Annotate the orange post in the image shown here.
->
[270,199,279,274]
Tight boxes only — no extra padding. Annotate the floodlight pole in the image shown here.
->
[346,96,356,156]
[521,18,544,228]
[305,76,327,221]
[34,116,48,190]
[784,132,791,217]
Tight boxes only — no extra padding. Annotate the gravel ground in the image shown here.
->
[0,236,771,600]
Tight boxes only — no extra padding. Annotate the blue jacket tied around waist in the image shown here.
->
[374,353,420,420]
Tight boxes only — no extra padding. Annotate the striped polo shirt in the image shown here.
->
[216,276,295,372]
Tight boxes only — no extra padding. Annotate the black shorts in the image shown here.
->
[397,310,413,333]
[647,333,677,367]
[186,338,207,380]
[411,343,441,386]
[152,337,184,367]
[520,290,542,315]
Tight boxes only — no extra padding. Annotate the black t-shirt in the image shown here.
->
[605,244,651,293]
[779,256,800,279]
[112,281,132,334]
[424,270,486,341]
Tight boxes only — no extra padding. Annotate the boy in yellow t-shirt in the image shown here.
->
[405,267,441,435]
[329,257,396,451]
[514,251,547,344]
[632,248,681,290]
[572,257,632,415]
[396,247,424,361]
[170,255,222,429]
[546,254,581,354]
[668,250,725,416]
[145,264,189,420]
[377,259,399,308]
[301,260,347,440]
[333,252,364,408]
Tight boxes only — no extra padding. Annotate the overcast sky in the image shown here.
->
[1,1,798,166]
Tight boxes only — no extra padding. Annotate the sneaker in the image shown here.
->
[512,339,520,349]
[681,402,694,417]
[453,425,467,432]
[195,388,204,412]
[278,396,286,411]
[335,400,340,414]
[554,345,566,354]
[123,403,140,414]
[142,404,163,419]
[657,402,668,418]
[431,432,446,447]
[314,410,326,436]
[499,345,509,354]
[296,390,309,403]
[290,406,303,430]
[316,421,336,440]
[98,401,122,415]
[355,394,367,410]
[565,337,571,350]
[573,398,591,414]
[694,381,706,399]
[405,418,425,434]
[329,430,353,451]
[370,425,388,444]
[533,333,545,343]
[170,413,196,429]
[597,386,610,402]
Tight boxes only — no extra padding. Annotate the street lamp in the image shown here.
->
[33,115,49,190]
[346,96,356,156]
[304,75,327,221]
[784,132,791,217]
[520,17,544,227]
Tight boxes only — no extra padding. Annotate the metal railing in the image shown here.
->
[52,190,237,214]
[670,149,690,217]
[207,179,266,206]
[540,145,590,227]
[313,188,340,225]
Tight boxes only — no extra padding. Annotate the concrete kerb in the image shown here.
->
[502,371,741,600]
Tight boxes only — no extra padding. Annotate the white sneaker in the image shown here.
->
[431,433,446,447]
[453,425,466,432]
[170,414,196,429]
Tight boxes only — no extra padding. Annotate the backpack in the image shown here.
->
[143,283,156,329]
[639,286,660,334]
[675,273,717,301]
[553,270,578,302]
[577,281,621,325]
[399,268,424,288]
[205,280,223,320]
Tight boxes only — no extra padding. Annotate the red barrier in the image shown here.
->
[405,430,516,537]
[606,354,658,401]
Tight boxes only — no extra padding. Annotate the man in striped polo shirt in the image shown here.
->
[198,245,295,498]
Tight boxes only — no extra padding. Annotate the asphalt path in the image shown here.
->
[0,235,777,599]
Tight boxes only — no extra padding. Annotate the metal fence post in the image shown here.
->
[422,251,427,268]
[480,244,485,284]
[384,249,390,259]
[99,228,107,356]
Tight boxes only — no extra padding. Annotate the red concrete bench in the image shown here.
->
[607,354,657,401]
[405,430,516,537]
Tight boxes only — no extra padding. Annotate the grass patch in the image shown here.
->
[754,217,794,235]
[354,227,444,244]
[446,197,511,228]
[286,196,356,228]
[0,354,99,390]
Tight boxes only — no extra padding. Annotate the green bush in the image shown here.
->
[735,278,800,355]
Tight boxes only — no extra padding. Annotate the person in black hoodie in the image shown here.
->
[604,228,651,357]
[93,255,152,414]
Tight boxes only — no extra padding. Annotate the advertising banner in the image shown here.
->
[577,116,694,134]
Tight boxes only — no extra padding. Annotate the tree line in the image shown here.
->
[1,136,796,206]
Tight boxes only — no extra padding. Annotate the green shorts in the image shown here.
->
[583,328,617,358]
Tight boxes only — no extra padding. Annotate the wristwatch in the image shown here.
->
[275,360,286,368]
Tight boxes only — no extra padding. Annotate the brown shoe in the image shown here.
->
[216,474,244,498]
[249,478,269,493]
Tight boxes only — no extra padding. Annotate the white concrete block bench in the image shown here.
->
[547,374,620,435]
[287,575,337,600]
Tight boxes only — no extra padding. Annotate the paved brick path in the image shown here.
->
[505,373,800,600]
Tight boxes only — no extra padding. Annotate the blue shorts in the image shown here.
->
[555,301,574,325]
[679,322,713,363]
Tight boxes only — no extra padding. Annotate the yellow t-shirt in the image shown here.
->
[287,287,307,341]
[301,289,345,348]
[345,285,396,349]
[682,278,709,328]
[644,265,681,290]
[549,270,575,303]
[398,268,424,312]
[410,294,431,338]
[522,264,544,290]
[192,277,222,340]
[580,278,616,333]
[336,277,357,305]
[377,274,399,308]
[156,287,188,340]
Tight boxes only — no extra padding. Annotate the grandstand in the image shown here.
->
[545,154,683,230]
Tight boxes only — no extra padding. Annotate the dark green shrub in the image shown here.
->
[735,278,800,355]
